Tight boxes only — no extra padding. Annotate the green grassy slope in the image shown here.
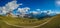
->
[0,14,60,28]
[36,14,60,28]
[0,16,22,28]
[0,19,22,28]
[0,15,51,28]
[0,16,51,26]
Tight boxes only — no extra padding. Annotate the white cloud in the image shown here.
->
[0,7,7,14]
[29,9,41,15]
[23,7,30,12]
[17,7,30,17]
[5,1,22,11]
[42,11,47,13]
[0,0,22,15]
[30,11,39,15]
[18,7,30,14]
[41,10,52,15]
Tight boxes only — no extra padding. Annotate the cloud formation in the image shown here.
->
[0,1,22,15]
[0,0,59,17]
[5,1,22,11]
[31,11,39,14]
[17,7,30,14]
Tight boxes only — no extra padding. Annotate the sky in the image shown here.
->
[0,0,57,10]
[0,0,60,15]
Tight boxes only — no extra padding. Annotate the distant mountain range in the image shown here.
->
[0,9,58,19]
[21,11,57,19]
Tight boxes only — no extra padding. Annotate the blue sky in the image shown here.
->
[17,0,55,10]
[0,0,60,14]
[0,0,57,10]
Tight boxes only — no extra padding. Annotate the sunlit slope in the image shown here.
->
[0,18,21,28]
[36,14,60,28]
[0,15,52,26]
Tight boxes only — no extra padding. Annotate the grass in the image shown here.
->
[0,16,51,26]
[0,19,22,28]
[0,14,60,28]
[36,14,60,28]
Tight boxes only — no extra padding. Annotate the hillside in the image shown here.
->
[36,14,60,28]
[0,15,53,28]
[0,14,60,28]
[0,16,51,26]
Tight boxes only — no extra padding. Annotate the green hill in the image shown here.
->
[36,14,60,28]
[0,14,60,28]
[0,16,51,26]
[0,15,51,28]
